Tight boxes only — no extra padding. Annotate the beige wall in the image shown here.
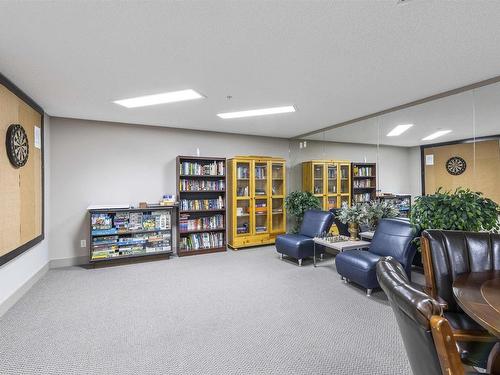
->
[423,139,500,203]
[49,117,414,262]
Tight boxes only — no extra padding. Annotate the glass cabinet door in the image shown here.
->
[340,164,350,194]
[313,164,324,195]
[235,161,251,236]
[254,162,268,197]
[327,164,337,194]
[271,162,285,233]
[271,162,284,196]
[271,198,284,232]
[236,161,250,197]
[327,196,338,210]
[253,161,269,234]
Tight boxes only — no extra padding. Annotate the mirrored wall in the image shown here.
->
[288,80,500,208]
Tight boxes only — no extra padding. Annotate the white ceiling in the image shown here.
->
[305,81,500,147]
[1,1,500,138]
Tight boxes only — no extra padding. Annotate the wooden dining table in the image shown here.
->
[452,270,500,337]
[453,270,500,373]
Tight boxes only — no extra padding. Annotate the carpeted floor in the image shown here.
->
[0,247,412,374]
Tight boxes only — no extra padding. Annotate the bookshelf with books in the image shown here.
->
[302,160,351,210]
[88,206,175,263]
[351,162,377,203]
[176,156,227,256]
[227,156,286,250]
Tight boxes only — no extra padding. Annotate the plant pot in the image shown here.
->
[348,222,359,240]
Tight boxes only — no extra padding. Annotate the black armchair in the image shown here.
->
[275,210,334,266]
[335,218,417,296]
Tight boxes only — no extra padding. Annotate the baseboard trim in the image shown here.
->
[49,256,88,268]
[0,263,49,318]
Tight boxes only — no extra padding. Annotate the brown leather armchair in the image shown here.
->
[421,230,499,368]
[377,256,480,375]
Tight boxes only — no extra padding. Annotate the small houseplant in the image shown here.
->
[285,191,321,232]
[337,203,368,240]
[365,200,400,230]
[410,187,500,234]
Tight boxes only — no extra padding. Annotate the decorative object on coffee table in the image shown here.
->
[336,203,367,240]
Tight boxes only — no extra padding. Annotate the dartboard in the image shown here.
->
[6,124,29,168]
[446,156,466,176]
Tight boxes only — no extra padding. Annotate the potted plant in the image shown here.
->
[285,191,321,233]
[337,203,368,240]
[365,200,400,230]
[410,187,499,235]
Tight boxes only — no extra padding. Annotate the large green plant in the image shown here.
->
[410,188,500,233]
[285,191,321,232]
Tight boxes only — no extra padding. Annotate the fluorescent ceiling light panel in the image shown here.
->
[421,130,452,141]
[387,124,413,137]
[114,89,204,108]
[217,106,296,119]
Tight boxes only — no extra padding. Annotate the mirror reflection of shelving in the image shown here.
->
[327,196,337,210]
[340,165,350,193]
[254,162,267,197]
[314,164,324,194]
[327,164,337,194]
[236,162,250,197]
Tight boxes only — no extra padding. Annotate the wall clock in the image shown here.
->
[446,156,466,176]
[6,124,29,168]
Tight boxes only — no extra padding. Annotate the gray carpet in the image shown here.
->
[0,247,412,374]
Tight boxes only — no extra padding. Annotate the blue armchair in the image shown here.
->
[335,218,417,296]
[275,210,334,266]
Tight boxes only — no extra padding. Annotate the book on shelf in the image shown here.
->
[179,232,225,251]
[179,179,225,192]
[254,166,266,179]
[236,165,249,179]
[91,211,171,235]
[179,196,224,211]
[353,166,374,177]
[90,231,172,260]
[179,160,224,176]
[178,213,224,232]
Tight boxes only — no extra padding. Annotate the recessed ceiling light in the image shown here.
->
[387,124,413,137]
[422,130,452,141]
[114,89,204,108]
[217,106,296,119]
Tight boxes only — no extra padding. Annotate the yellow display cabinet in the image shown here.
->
[228,156,286,249]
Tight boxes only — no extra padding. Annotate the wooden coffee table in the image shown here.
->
[312,237,371,267]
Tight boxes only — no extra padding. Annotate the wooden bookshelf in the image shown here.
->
[176,156,227,257]
[351,162,377,203]
[88,206,175,263]
[302,160,351,210]
[227,156,286,250]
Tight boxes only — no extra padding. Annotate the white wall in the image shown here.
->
[288,139,413,194]
[0,115,50,314]
[49,118,291,262]
[50,117,418,263]
[408,146,422,199]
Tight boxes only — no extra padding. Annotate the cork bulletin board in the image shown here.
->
[0,73,44,266]
[422,137,500,204]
